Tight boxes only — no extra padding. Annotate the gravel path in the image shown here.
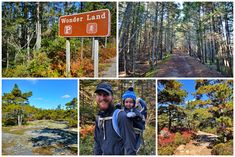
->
[102,57,117,77]
[156,53,223,77]
[174,131,218,155]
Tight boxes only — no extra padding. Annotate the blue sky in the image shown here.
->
[179,80,208,103]
[2,79,78,109]
[158,80,208,106]
[178,80,196,102]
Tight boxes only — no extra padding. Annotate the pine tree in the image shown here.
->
[2,84,32,126]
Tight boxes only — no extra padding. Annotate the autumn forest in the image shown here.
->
[2,2,116,77]
[119,2,233,77]
[158,80,233,155]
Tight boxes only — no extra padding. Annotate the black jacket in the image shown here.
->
[94,108,137,155]
[124,108,145,130]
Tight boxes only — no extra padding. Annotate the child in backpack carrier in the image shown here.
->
[116,87,147,151]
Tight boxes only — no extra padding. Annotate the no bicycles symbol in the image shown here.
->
[59,9,111,37]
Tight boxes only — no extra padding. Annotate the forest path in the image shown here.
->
[2,120,77,155]
[102,57,116,77]
[174,131,218,155]
[155,52,223,77]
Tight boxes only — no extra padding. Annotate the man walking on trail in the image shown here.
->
[94,82,137,155]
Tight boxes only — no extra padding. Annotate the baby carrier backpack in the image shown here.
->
[97,98,147,152]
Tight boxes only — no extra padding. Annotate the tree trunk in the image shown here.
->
[27,30,30,63]
[18,114,22,126]
[36,2,41,50]
[6,38,9,68]
[159,3,164,60]
[152,2,158,66]
[168,108,172,131]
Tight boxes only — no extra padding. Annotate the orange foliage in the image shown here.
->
[71,58,94,77]
[51,51,66,75]
[48,46,116,77]
[80,125,95,139]
[99,48,116,63]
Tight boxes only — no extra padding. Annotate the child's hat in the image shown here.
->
[122,87,136,104]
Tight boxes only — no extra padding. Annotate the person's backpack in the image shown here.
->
[97,98,147,152]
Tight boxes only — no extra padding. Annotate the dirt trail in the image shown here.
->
[174,131,218,155]
[156,52,223,77]
[102,57,116,77]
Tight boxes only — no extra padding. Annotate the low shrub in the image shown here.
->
[138,125,156,155]
[182,131,192,143]
[158,145,175,155]
[160,129,170,138]
[79,125,95,155]
[174,132,187,145]
[211,140,233,155]
[3,65,29,77]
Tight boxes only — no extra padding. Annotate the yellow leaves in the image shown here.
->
[216,116,233,127]
[196,82,232,101]
[189,99,212,108]
[225,101,233,111]
[193,108,213,119]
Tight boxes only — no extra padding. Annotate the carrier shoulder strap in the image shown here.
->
[112,109,123,138]
[96,116,112,129]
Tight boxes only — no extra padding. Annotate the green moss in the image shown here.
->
[3,126,34,135]
[163,54,171,62]
[145,54,172,77]
[145,68,158,77]
[32,146,54,155]
[68,146,78,155]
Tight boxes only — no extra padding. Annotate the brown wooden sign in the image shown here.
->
[59,9,111,37]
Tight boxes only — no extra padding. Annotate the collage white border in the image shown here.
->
[0,0,234,157]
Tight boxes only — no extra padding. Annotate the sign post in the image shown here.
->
[66,38,70,77]
[59,9,111,77]
[94,40,99,77]
[92,37,95,60]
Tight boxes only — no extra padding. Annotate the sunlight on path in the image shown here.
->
[102,57,116,77]
[156,53,223,77]
[174,131,218,155]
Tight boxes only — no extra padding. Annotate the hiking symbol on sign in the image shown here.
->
[86,23,97,34]
[64,25,72,35]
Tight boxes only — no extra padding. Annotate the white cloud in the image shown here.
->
[62,94,71,99]
[32,97,43,101]
[27,79,38,85]
[185,98,196,104]
[35,97,43,100]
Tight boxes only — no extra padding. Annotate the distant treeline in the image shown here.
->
[2,84,78,127]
